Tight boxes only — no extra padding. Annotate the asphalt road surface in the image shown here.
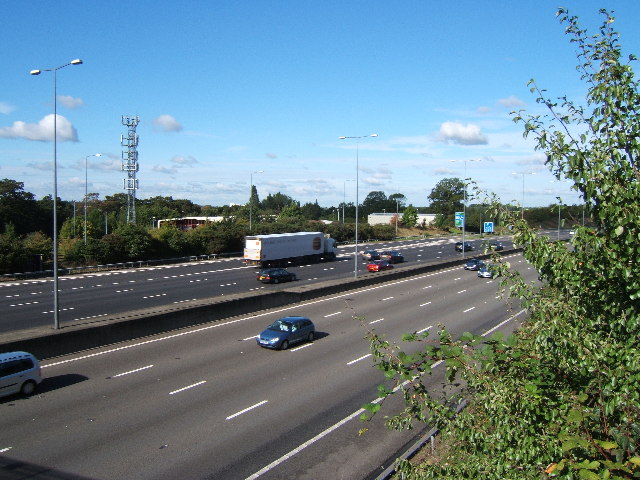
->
[0,234,519,334]
[0,252,538,479]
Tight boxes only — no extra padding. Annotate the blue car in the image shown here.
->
[256,316,315,350]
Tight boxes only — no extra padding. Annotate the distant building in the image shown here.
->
[367,212,436,227]
[157,216,225,230]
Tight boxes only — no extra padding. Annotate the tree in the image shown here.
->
[0,179,48,235]
[427,178,464,215]
[365,10,640,479]
[401,205,418,228]
[261,192,295,213]
[361,191,389,216]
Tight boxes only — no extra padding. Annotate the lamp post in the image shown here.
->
[84,153,102,245]
[31,58,83,330]
[513,171,536,219]
[343,179,354,224]
[556,197,562,241]
[339,134,378,278]
[395,199,399,236]
[249,170,263,232]
[450,159,480,259]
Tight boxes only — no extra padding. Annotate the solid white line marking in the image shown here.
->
[347,354,371,365]
[368,318,384,324]
[417,325,433,334]
[169,381,206,395]
[243,335,258,341]
[419,301,432,307]
[291,343,312,351]
[226,400,268,420]
[113,365,154,377]
[0,447,11,453]
[463,306,476,313]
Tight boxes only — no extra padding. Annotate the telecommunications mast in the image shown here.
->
[121,115,140,224]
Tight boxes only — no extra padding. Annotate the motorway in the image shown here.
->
[0,234,517,334]
[0,251,538,480]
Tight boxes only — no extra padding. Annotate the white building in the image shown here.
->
[367,213,436,227]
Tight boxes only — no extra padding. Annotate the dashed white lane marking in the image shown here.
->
[324,312,341,318]
[169,381,206,395]
[113,365,154,377]
[463,306,476,313]
[226,400,268,420]
[0,447,11,453]
[417,325,433,334]
[419,301,432,307]
[380,296,394,301]
[368,318,384,324]
[347,354,371,365]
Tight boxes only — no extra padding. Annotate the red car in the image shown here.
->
[367,260,394,272]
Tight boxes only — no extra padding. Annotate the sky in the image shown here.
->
[1,1,639,210]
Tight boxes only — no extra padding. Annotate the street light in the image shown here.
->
[513,171,536,219]
[339,134,378,278]
[450,158,481,259]
[85,153,102,245]
[249,170,264,232]
[31,58,83,330]
[343,179,354,224]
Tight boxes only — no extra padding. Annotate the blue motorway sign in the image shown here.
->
[455,212,464,227]
[483,221,494,233]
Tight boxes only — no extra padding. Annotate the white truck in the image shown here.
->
[244,232,337,267]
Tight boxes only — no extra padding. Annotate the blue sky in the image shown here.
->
[1,1,639,209]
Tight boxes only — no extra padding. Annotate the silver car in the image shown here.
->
[0,351,42,398]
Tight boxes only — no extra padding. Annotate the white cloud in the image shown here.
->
[57,95,84,109]
[152,165,178,175]
[0,114,78,141]
[477,106,491,114]
[437,121,488,145]
[498,95,525,108]
[0,101,16,114]
[266,152,277,159]
[171,155,198,166]
[152,114,183,132]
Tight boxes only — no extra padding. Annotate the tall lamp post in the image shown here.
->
[343,179,354,224]
[450,159,480,259]
[513,171,536,219]
[84,153,102,245]
[31,58,83,330]
[339,134,378,278]
[249,170,263,232]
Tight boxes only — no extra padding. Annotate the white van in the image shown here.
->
[0,351,42,398]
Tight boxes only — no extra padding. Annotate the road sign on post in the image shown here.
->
[455,212,464,228]
[483,221,494,233]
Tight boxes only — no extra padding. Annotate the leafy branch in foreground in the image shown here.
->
[363,9,640,479]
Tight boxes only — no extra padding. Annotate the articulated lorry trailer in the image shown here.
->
[244,232,337,267]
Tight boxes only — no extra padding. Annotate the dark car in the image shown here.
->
[490,241,504,251]
[367,260,394,272]
[455,241,474,252]
[362,250,380,261]
[463,258,485,271]
[256,268,297,284]
[256,316,315,350]
[380,250,404,263]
